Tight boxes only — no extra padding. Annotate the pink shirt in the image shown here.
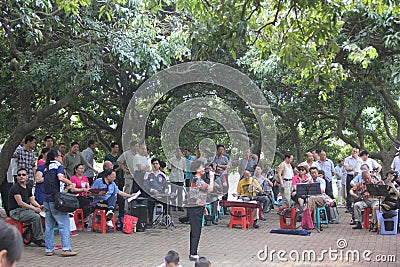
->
[70,175,89,197]
[292,175,311,186]
[37,159,45,166]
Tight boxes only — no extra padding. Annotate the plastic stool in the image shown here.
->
[92,209,116,234]
[377,210,398,235]
[74,209,85,231]
[278,206,297,229]
[362,207,372,229]
[6,217,24,235]
[229,207,248,230]
[316,206,329,230]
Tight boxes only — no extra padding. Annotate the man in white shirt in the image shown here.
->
[355,150,382,175]
[391,147,400,172]
[334,160,346,206]
[168,148,185,211]
[344,148,362,212]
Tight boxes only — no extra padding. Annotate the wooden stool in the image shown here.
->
[229,207,248,230]
[92,209,116,234]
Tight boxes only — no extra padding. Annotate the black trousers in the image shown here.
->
[187,206,204,256]
[346,174,354,209]
[0,179,12,216]
[326,180,334,199]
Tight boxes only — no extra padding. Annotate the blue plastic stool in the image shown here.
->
[377,210,399,235]
[316,206,329,230]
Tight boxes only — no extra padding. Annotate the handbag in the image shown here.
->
[47,170,79,212]
[301,208,315,230]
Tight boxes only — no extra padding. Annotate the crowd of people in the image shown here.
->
[1,134,400,264]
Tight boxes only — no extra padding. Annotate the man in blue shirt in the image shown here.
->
[317,150,335,199]
[91,170,134,227]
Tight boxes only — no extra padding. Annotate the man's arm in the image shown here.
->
[29,196,43,209]
[14,195,41,213]
[117,190,133,198]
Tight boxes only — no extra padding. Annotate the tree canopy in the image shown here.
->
[1,0,400,184]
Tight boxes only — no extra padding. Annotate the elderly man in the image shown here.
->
[234,170,262,228]
[317,151,335,199]
[8,168,45,247]
[349,170,380,230]
[307,167,328,223]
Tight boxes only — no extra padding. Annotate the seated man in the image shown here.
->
[91,169,134,227]
[350,164,379,186]
[8,168,45,247]
[307,167,328,222]
[144,158,169,225]
[234,169,262,228]
[349,170,380,230]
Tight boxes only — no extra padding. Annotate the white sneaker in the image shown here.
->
[106,220,114,228]
[106,210,114,220]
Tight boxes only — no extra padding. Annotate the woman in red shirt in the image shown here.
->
[70,164,91,219]
[291,163,311,212]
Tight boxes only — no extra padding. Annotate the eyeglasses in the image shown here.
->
[299,168,306,171]
[17,173,27,176]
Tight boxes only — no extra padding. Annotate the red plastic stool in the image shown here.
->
[92,209,116,234]
[6,217,24,235]
[229,207,248,230]
[363,207,372,229]
[278,206,297,229]
[246,207,255,227]
[74,209,85,231]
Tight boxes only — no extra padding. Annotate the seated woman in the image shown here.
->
[70,164,91,220]
[371,170,399,232]
[291,163,311,212]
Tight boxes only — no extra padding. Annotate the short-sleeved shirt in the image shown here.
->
[334,165,346,180]
[184,155,194,180]
[352,178,379,198]
[187,175,209,206]
[70,175,89,197]
[317,159,335,182]
[255,175,272,194]
[168,157,185,183]
[344,156,362,176]
[313,177,326,193]
[212,155,230,175]
[117,150,136,177]
[44,161,65,202]
[391,156,400,172]
[292,175,311,186]
[92,177,120,205]
[237,178,261,197]
[63,152,87,179]
[8,183,33,211]
[82,147,95,177]
[133,154,149,172]
[14,146,36,181]
[355,158,381,173]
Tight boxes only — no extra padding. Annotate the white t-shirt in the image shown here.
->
[133,154,149,172]
[168,157,185,183]
[355,158,381,173]
[391,156,400,172]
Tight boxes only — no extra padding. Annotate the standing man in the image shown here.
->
[117,141,139,213]
[14,135,36,186]
[312,150,320,162]
[344,148,362,213]
[169,148,186,211]
[334,160,346,206]
[132,143,151,194]
[302,152,321,171]
[58,142,67,161]
[8,168,45,247]
[277,153,294,208]
[356,150,382,177]
[238,149,258,178]
[183,149,194,188]
[193,148,207,166]
[391,147,400,172]
[82,140,98,185]
[212,144,230,194]
[43,136,54,149]
[63,142,97,180]
[317,150,335,199]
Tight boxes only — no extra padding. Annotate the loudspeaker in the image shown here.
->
[130,197,148,232]
[130,205,147,232]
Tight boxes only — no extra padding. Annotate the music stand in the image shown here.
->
[366,184,389,210]
[296,183,322,233]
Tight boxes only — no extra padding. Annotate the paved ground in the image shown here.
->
[4,206,398,267]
